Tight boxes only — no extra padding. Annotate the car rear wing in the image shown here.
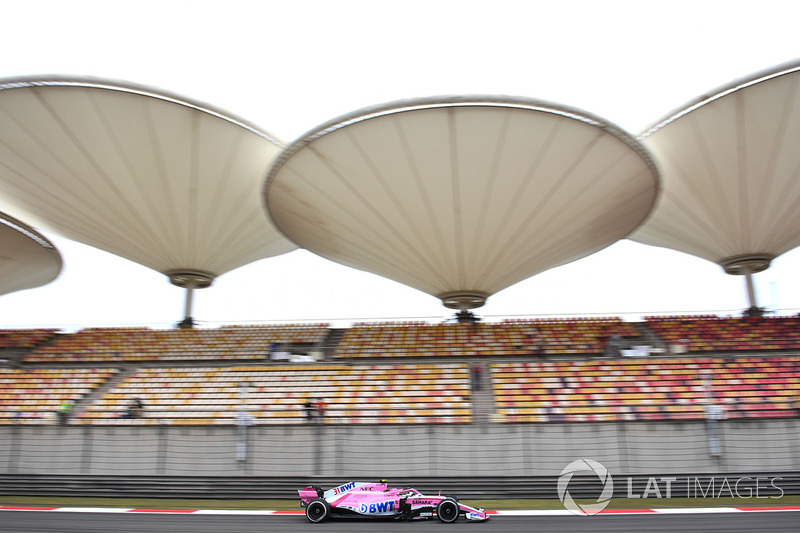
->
[298,485,324,503]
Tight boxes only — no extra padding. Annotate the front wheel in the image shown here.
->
[437,498,459,523]
[305,498,330,523]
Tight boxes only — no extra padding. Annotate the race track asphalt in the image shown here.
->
[2,510,798,533]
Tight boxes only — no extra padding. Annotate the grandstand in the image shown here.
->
[0,328,59,350]
[492,356,799,423]
[78,364,472,425]
[1,64,798,436]
[1,315,797,426]
[644,315,800,352]
[21,324,329,364]
[335,318,638,358]
[0,367,117,424]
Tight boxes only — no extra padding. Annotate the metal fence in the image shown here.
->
[0,472,797,499]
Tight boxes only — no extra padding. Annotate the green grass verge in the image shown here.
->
[1,495,798,510]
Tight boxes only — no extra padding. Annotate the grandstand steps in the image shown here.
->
[0,331,62,366]
[323,328,347,358]
[630,322,668,354]
[72,367,137,417]
[470,362,495,423]
[14,333,64,364]
[0,348,26,367]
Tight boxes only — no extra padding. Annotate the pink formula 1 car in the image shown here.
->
[298,480,489,523]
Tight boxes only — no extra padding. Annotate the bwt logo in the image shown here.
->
[332,481,356,495]
[359,501,395,514]
[557,459,614,516]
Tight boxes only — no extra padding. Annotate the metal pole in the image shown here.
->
[237,381,249,464]
[617,421,629,474]
[701,373,723,466]
[521,423,532,475]
[314,421,322,475]
[9,421,21,474]
[336,426,344,476]
[81,426,92,474]
[184,286,195,322]
[744,270,758,310]
[429,426,437,476]
[157,426,167,475]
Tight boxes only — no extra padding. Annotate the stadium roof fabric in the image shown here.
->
[0,211,61,297]
[632,61,800,277]
[0,77,296,290]
[265,96,660,310]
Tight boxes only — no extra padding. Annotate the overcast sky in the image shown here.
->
[0,0,798,330]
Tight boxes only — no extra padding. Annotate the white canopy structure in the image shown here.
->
[0,77,296,325]
[0,212,61,297]
[265,96,660,313]
[632,61,800,315]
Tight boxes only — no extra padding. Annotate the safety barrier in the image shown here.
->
[0,472,797,499]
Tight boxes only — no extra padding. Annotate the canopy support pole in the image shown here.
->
[743,269,764,317]
[167,270,214,329]
[177,285,196,329]
[745,270,757,310]
[184,286,195,320]
[719,255,772,318]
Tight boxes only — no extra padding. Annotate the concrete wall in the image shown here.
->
[1,419,798,476]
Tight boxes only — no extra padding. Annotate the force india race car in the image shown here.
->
[298,480,489,523]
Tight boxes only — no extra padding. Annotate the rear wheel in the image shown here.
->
[437,498,459,523]
[305,498,330,523]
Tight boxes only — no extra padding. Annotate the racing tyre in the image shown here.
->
[437,498,459,523]
[305,498,330,523]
